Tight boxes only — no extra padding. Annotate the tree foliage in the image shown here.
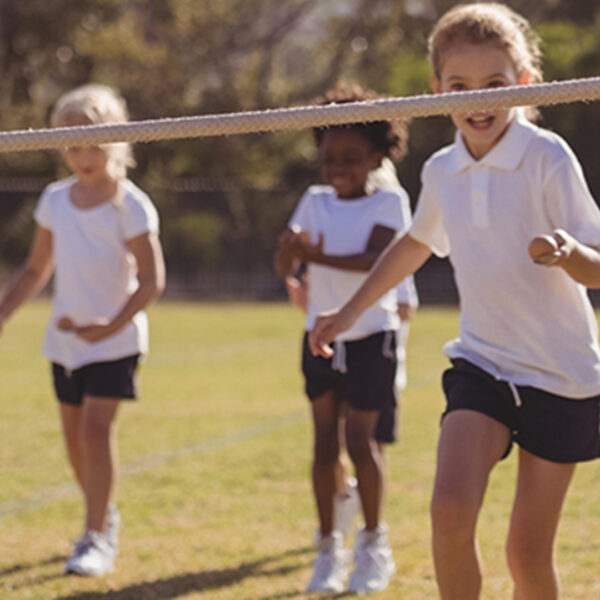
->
[1,0,600,278]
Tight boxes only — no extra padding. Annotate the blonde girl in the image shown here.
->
[0,84,165,576]
[310,4,600,599]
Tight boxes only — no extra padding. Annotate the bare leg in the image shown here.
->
[507,449,575,600]
[378,442,387,507]
[311,389,341,537]
[58,403,84,489]
[80,396,120,533]
[345,407,381,530]
[431,410,510,600]
[334,406,351,495]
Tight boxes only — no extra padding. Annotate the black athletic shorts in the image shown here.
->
[52,354,140,406]
[442,358,600,463]
[302,331,397,443]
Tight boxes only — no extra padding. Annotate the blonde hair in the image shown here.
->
[428,3,543,84]
[50,83,135,181]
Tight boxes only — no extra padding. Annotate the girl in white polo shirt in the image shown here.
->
[0,84,165,577]
[275,84,409,594]
[310,4,600,599]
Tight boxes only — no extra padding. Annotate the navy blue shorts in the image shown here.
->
[302,331,398,443]
[52,355,140,406]
[442,358,600,463]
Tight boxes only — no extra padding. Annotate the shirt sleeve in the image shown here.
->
[33,188,53,230]
[121,191,160,240]
[409,161,451,258]
[543,147,600,248]
[371,189,412,235]
[288,188,313,232]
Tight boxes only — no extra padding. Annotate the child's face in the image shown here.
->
[62,145,112,187]
[319,129,383,199]
[431,41,529,160]
[57,110,114,187]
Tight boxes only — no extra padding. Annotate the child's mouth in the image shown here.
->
[466,111,495,130]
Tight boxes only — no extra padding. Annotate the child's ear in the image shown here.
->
[430,75,442,94]
[519,69,531,85]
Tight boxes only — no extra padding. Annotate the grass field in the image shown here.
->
[1,301,600,599]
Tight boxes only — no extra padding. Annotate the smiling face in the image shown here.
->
[319,129,383,199]
[431,41,529,159]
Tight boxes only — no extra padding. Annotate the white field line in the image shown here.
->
[0,410,307,519]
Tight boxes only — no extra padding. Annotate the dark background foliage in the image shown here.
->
[0,0,599,295]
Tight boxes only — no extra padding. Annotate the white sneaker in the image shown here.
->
[306,531,350,593]
[334,477,361,538]
[65,530,115,576]
[348,524,395,594]
[105,504,120,553]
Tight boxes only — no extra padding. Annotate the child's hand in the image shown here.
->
[57,316,75,331]
[73,319,117,343]
[277,227,310,257]
[397,302,416,321]
[286,273,309,312]
[528,229,573,266]
[309,306,358,358]
[274,227,310,278]
[297,232,324,263]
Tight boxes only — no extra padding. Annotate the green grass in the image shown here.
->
[1,301,600,599]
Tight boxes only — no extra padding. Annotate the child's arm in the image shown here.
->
[285,272,308,312]
[274,227,307,278]
[74,231,165,343]
[530,229,600,287]
[309,233,431,357]
[0,225,54,333]
[298,224,396,272]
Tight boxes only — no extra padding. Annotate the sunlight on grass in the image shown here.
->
[1,301,599,599]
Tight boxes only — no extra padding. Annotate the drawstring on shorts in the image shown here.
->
[382,330,395,360]
[332,340,348,374]
[507,380,522,407]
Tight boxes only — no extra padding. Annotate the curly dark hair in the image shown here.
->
[312,82,408,163]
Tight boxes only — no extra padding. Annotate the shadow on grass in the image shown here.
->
[0,554,72,590]
[0,553,68,577]
[51,546,314,600]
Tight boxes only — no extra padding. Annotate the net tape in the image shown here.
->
[2,76,600,153]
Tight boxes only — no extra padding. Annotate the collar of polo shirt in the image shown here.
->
[449,108,536,174]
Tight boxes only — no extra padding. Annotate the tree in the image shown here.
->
[1,0,600,285]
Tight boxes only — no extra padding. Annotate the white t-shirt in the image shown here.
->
[368,158,419,310]
[289,185,406,341]
[34,176,160,370]
[410,111,600,398]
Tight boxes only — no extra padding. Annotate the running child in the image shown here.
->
[310,4,600,599]
[0,84,165,577]
[274,84,409,594]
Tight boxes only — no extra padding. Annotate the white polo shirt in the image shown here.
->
[34,177,159,370]
[290,185,403,341]
[410,111,600,398]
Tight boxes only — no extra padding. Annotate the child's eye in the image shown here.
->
[449,82,467,92]
[487,79,506,88]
